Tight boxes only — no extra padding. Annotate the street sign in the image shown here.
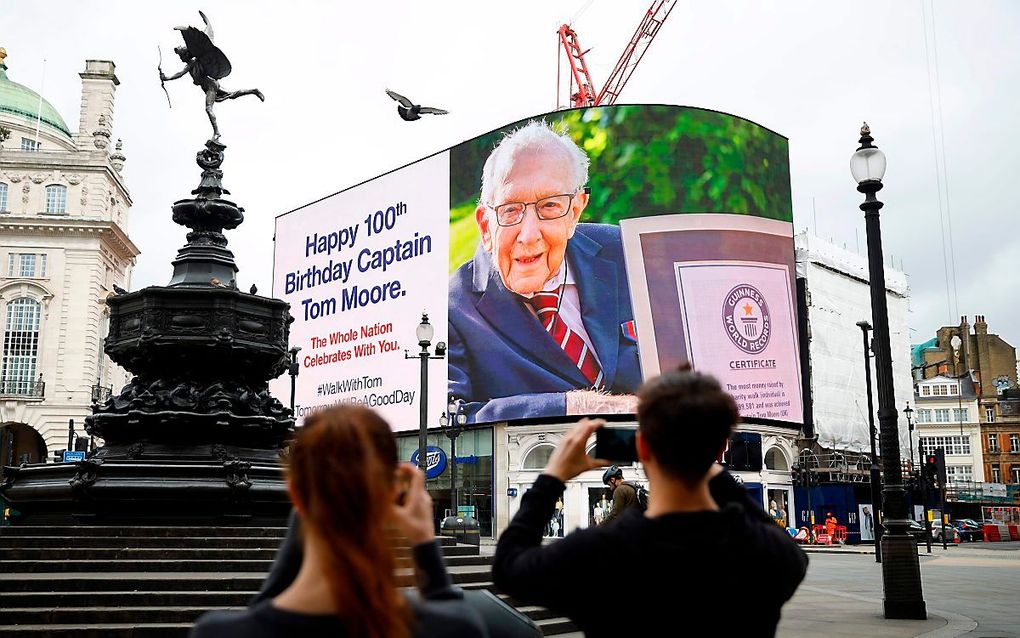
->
[62,451,85,463]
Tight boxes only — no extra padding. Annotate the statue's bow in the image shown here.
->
[157,46,172,109]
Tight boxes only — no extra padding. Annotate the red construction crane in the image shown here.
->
[557,0,677,109]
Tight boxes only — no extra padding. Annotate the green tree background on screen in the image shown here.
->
[449,105,792,273]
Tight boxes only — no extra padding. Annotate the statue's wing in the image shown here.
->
[199,10,214,41]
[386,89,414,108]
[179,26,232,80]
[419,107,449,115]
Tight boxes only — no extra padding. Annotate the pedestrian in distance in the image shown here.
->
[492,367,808,637]
[599,465,640,525]
[191,405,488,638]
[825,512,838,538]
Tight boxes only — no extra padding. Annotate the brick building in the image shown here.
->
[913,316,1019,488]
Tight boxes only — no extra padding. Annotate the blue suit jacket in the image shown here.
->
[448,223,641,423]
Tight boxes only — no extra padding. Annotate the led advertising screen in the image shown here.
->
[272,105,800,429]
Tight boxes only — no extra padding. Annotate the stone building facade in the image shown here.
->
[0,50,138,466]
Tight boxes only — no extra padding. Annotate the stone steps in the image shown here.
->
[0,591,257,607]
[0,524,575,636]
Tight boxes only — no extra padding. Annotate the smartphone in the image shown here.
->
[595,426,638,463]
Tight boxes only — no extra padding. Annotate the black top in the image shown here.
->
[192,588,486,638]
[492,471,808,638]
[191,513,488,638]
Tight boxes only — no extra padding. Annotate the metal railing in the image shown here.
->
[0,375,45,398]
[945,481,1020,504]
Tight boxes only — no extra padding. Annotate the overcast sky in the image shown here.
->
[6,1,1019,352]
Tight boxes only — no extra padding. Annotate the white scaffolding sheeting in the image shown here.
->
[795,233,913,457]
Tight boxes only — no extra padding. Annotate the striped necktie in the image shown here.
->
[526,290,604,390]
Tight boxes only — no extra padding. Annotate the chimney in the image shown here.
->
[958,315,971,371]
[975,315,988,336]
[76,60,119,152]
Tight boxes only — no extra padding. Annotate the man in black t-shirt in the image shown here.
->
[493,368,808,637]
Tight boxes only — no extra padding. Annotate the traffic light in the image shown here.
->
[925,448,947,488]
[792,464,817,488]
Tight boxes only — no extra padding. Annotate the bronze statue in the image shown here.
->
[159,11,264,140]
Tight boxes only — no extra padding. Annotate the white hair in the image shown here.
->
[478,120,590,208]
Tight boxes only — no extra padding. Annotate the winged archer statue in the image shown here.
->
[159,11,264,141]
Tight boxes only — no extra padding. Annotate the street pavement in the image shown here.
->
[480,540,1020,637]
[781,542,1019,637]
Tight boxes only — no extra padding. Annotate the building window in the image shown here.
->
[921,385,931,397]
[917,409,933,423]
[6,253,47,278]
[1011,434,1020,454]
[20,137,39,151]
[986,407,996,423]
[1012,466,1020,484]
[989,434,999,453]
[45,185,67,214]
[935,408,952,423]
[933,384,948,396]
[953,408,969,422]
[945,465,973,484]
[0,298,42,395]
[991,465,1001,483]
[920,435,970,456]
[0,182,7,211]
[522,445,555,470]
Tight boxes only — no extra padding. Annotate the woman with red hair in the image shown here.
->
[192,406,487,638]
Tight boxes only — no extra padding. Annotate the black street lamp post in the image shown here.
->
[439,397,467,516]
[406,313,446,474]
[288,346,301,416]
[857,320,883,563]
[852,123,926,619]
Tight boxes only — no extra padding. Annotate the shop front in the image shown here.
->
[397,426,494,537]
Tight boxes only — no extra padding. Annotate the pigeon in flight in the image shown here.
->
[386,89,449,121]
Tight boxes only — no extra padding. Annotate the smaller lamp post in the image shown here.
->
[857,320,883,562]
[439,397,468,516]
[903,403,915,476]
[288,346,301,416]
[405,312,446,473]
[951,335,965,442]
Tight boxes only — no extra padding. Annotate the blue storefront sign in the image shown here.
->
[62,451,86,463]
[410,446,448,479]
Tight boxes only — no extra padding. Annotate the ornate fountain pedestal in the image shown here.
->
[1,141,294,525]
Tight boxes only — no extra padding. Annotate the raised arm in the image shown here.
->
[160,61,192,82]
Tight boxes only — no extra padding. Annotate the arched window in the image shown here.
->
[45,184,67,214]
[764,447,790,472]
[0,183,8,212]
[522,444,555,470]
[1,298,42,395]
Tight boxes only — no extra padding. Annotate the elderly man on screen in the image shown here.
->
[448,121,641,423]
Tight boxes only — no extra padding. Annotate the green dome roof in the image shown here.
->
[0,61,72,138]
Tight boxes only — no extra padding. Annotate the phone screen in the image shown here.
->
[595,427,638,463]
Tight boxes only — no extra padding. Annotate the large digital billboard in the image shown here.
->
[272,105,801,430]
